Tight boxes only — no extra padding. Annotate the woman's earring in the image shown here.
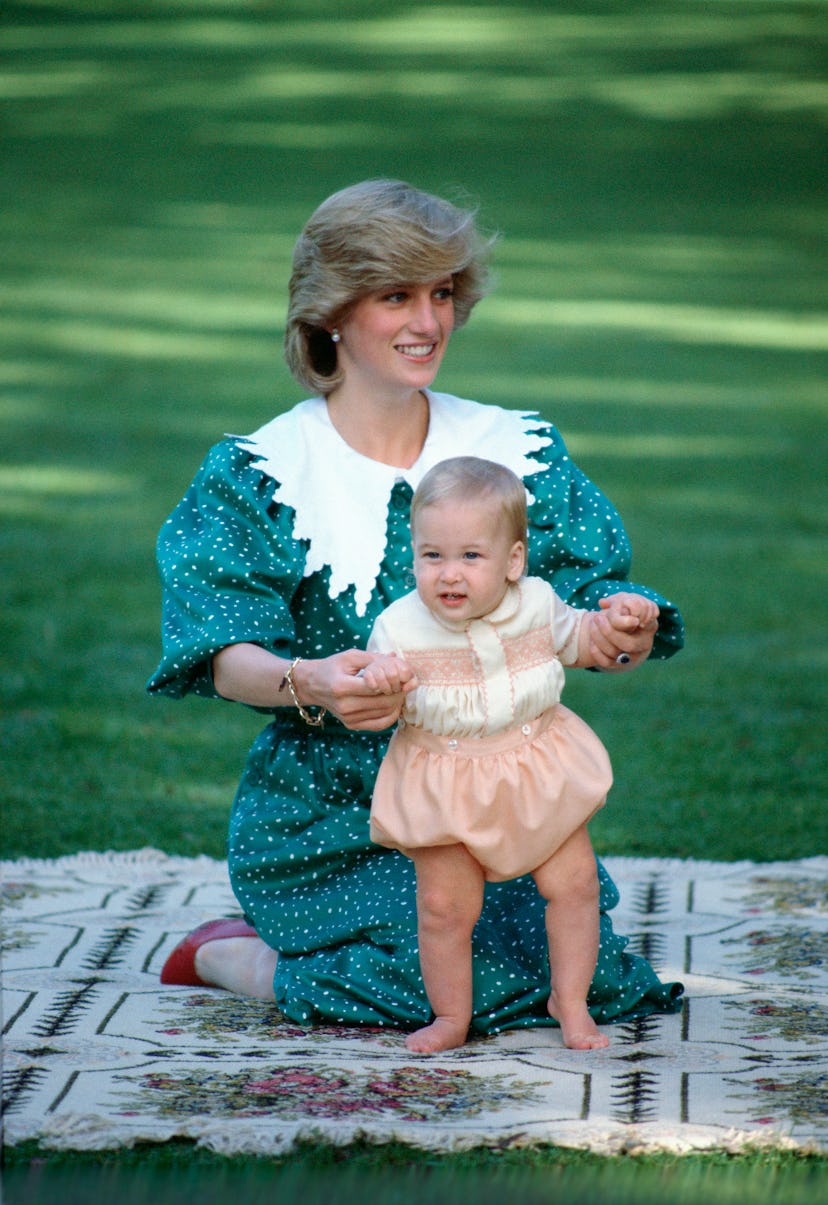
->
[331,329,341,343]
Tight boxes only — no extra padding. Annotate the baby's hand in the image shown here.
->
[598,592,660,633]
[588,593,660,668]
[360,653,418,696]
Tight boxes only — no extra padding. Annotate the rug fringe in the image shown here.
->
[0,847,227,877]
[602,854,828,878]
[29,1111,812,1158]
[3,849,827,879]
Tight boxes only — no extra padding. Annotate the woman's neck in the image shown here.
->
[324,388,430,469]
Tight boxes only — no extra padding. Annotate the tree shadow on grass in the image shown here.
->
[1,0,825,863]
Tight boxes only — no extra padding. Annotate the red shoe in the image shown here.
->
[160,918,259,985]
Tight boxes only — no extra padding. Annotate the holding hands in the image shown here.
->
[213,593,657,735]
[584,592,660,671]
[359,652,418,697]
[296,650,417,732]
[356,592,658,722]
[212,644,418,733]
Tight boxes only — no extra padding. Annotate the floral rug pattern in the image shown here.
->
[123,1061,540,1124]
[1,851,826,1156]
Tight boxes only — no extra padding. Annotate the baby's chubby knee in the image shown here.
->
[416,883,479,934]
[569,857,600,904]
[535,848,600,906]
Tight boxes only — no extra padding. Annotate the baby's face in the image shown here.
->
[412,498,525,624]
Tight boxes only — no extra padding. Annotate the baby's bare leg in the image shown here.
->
[407,844,485,1054]
[533,824,609,1050]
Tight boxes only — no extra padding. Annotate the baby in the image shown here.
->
[363,456,659,1054]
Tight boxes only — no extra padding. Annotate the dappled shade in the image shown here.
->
[1,0,825,862]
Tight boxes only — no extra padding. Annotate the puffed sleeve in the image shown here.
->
[146,439,307,700]
[366,611,397,657]
[525,423,684,661]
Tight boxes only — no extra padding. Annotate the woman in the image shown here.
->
[149,179,684,1036]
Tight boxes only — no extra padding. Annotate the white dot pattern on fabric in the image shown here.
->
[147,396,685,1032]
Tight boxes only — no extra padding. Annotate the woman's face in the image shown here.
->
[334,277,455,400]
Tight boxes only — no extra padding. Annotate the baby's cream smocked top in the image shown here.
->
[367,577,584,739]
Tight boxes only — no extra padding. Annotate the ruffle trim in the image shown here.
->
[235,393,553,616]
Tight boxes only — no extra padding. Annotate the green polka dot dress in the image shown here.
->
[148,393,685,1034]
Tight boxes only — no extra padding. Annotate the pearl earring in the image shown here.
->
[331,329,341,343]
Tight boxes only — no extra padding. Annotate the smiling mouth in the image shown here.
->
[396,343,437,358]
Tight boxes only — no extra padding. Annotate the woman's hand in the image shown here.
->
[294,650,416,731]
[583,593,660,670]
[213,643,416,731]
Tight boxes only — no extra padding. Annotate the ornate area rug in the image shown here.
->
[2,851,826,1156]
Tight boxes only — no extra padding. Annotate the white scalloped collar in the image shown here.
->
[237,391,552,616]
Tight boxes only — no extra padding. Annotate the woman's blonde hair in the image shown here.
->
[285,179,495,393]
[411,457,528,550]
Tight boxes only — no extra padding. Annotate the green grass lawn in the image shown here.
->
[4,1141,827,1205]
[2,0,826,1198]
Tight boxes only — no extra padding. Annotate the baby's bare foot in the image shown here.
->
[405,1017,468,1054]
[561,1025,609,1050]
[548,994,609,1050]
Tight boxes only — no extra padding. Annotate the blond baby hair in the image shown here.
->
[411,457,528,549]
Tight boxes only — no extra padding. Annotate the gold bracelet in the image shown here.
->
[278,657,326,728]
